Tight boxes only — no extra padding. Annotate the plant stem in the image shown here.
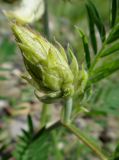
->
[43,0,50,40]
[62,122,108,160]
[41,120,108,160]
[62,97,73,124]
[40,103,49,127]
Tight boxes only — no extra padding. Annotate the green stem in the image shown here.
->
[43,0,50,40]
[62,97,73,124]
[61,122,108,160]
[40,103,49,127]
[44,120,108,160]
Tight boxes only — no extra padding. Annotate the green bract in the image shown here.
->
[12,24,88,103]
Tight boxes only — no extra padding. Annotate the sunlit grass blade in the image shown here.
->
[76,28,91,68]
[111,0,118,27]
[86,4,97,54]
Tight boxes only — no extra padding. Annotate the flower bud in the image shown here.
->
[12,24,75,102]
[11,24,88,103]
[3,0,44,24]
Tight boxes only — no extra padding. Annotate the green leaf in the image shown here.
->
[22,129,31,139]
[100,40,119,57]
[107,23,119,43]
[76,28,91,68]
[18,135,29,143]
[14,121,61,160]
[112,142,119,160]
[111,0,118,27]
[90,83,119,116]
[86,3,97,54]
[22,130,49,160]
[89,59,119,83]
[27,115,34,134]
[86,0,106,42]
[13,130,31,159]
[68,47,79,77]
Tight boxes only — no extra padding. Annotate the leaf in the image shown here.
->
[68,47,79,78]
[86,0,106,42]
[76,28,91,68]
[89,59,119,83]
[13,116,35,160]
[111,0,118,27]
[27,115,34,134]
[90,83,119,116]
[100,40,119,57]
[13,121,61,160]
[22,129,31,139]
[106,23,119,43]
[112,142,119,160]
[86,3,97,54]
[22,130,49,160]
[72,105,89,120]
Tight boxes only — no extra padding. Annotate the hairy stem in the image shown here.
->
[40,103,49,127]
[61,122,108,160]
[47,120,108,160]
[62,97,73,124]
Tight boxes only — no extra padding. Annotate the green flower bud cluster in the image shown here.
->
[12,24,88,103]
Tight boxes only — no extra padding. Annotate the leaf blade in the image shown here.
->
[89,59,119,83]
[100,40,119,57]
[27,115,34,134]
[76,28,91,68]
[111,0,118,27]
[86,0,106,42]
[86,3,97,54]
[106,23,119,43]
